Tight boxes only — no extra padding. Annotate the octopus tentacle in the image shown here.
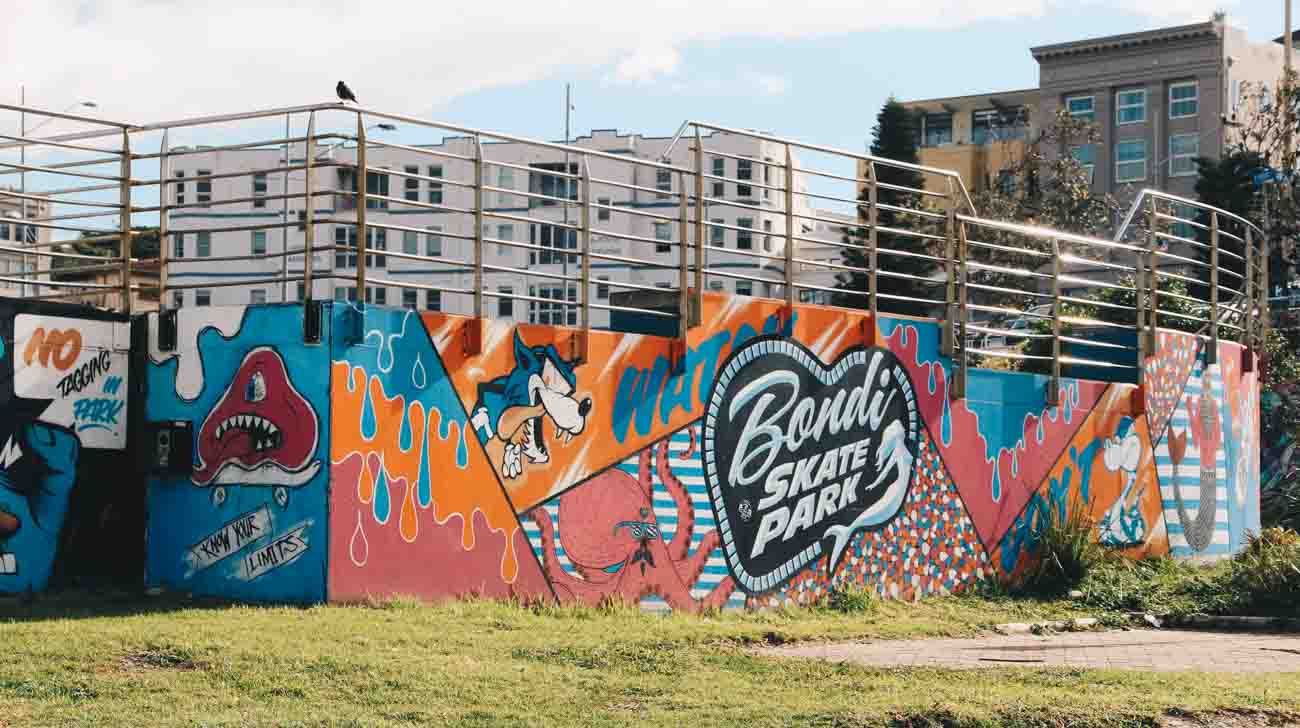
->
[677,528,721,588]
[657,436,695,562]
[637,448,654,498]
[528,508,615,595]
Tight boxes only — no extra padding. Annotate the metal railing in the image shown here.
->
[0,101,1267,399]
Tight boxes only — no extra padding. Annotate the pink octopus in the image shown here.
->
[528,428,735,613]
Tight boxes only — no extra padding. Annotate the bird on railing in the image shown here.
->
[336,81,358,104]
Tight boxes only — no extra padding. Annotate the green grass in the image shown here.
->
[1,591,1298,727]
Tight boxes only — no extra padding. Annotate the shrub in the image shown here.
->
[1222,528,1300,614]
[1015,498,1110,597]
[824,583,876,614]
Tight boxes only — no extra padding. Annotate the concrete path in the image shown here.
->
[767,629,1300,673]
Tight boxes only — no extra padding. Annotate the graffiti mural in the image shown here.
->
[145,305,330,603]
[1,304,131,594]
[126,292,1262,607]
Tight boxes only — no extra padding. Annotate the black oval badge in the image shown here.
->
[702,336,920,595]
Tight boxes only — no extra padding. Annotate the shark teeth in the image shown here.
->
[214,414,282,452]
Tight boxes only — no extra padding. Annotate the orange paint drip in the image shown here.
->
[330,360,522,583]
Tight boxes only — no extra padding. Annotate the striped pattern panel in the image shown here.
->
[522,428,745,611]
[1155,360,1231,557]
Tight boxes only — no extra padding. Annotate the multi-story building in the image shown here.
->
[166,129,844,325]
[902,17,1287,203]
[0,189,52,299]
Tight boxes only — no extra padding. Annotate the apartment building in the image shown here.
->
[0,189,52,299]
[902,17,1286,203]
[165,129,843,325]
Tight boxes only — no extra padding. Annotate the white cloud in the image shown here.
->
[612,46,682,85]
[2,0,1242,126]
[750,73,791,98]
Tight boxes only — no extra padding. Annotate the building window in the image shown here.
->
[335,227,357,268]
[654,222,672,253]
[404,165,420,201]
[596,196,611,222]
[195,289,211,307]
[1169,81,1198,119]
[1169,133,1200,177]
[297,283,305,301]
[426,226,442,257]
[1116,89,1146,125]
[596,276,609,300]
[736,280,752,297]
[529,224,577,265]
[425,290,441,311]
[1115,139,1147,183]
[174,171,185,205]
[366,171,389,209]
[427,165,444,205]
[373,287,387,306]
[171,290,183,309]
[252,172,268,208]
[528,285,577,326]
[403,230,418,255]
[762,219,775,253]
[1070,144,1097,184]
[736,218,753,249]
[368,229,387,268]
[251,230,267,255]
[711,157,725,197]
[403,289,418,309]
[710,219,725,247]
[528,162,578,207]
[922,113,954,147]
[709,280,724,291]
[496,224,513,256]
[172,233,184,259]
[196,169,211,206]
[250,289,267,305]
[1066,95,1095,122]
[656,169,672,198]
[762,159,772,200]
[0,223,7,240]
[737,159,753,197]
[498,287,513,317]
[972,108,1027,145]
[196,231,211,257]
[496,166,513,206]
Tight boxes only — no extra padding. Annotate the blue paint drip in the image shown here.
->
[455,425,469,469]
[374,464,391,523]
[398,404,413,452]
[940,391,952,447]
[360,381,377,441]
[416,425,432,508]
[990,464,1002,503]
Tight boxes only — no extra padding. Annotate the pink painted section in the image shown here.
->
[884,323,1106,549]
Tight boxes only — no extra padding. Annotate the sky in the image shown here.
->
[2,0,1288,157]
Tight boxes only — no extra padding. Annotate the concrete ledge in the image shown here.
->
[993,617,1100,635]
[1163,614,1300,632]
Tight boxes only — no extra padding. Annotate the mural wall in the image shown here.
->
[144,305,331,603]
[0,301,133,595]
[137,294,1262,607]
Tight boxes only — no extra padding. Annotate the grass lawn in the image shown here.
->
[1,591,1297,727]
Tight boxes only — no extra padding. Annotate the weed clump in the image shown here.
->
[1016,499,1109,597]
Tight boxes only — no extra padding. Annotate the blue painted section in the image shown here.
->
[145,304,331,603]
[0,423,80,593]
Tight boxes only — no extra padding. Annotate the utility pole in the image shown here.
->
[562,83,572,324]
[1287,0,1294,170]
[19,84,27,299]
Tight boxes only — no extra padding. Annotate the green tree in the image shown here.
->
[833,98,938,317]
[1188,151,1265,303]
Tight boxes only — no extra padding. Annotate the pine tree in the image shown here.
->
[1189,151,1262,304]
[833,98,937,317]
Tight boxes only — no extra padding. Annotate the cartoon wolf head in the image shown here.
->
[471,330,592,479]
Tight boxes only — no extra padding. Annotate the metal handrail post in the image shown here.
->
[1244,226,1255,352]
[1260,232,1271,345]
[473,135,485,322]
[1144,195,1159,356]
[692,127,704,325]
[783,144,795,311]
[941,177,957,357]
[303,112,316,305]
[158,129,170,310]
[1208,211,1219,364]
[1048,237,1062,406]
[677,169,690,363]
[355,115,368,303]
[867,161,878,326]
[579,155,592,363]
[954,218,970,400]
[119,129,132,315]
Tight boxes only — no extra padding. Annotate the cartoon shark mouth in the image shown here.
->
[0,553,15,575]
[192,346,321,488]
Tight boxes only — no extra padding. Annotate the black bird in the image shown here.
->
[336,80,357,104]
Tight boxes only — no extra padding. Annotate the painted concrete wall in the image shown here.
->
[0,300,134,595]
[138,294,1260,606]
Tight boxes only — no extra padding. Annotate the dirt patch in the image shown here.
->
[1161,709,1300,728]
[118,646,204,672]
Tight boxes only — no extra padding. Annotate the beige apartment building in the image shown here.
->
[900,17,1287,204]
[0,189,52,299]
